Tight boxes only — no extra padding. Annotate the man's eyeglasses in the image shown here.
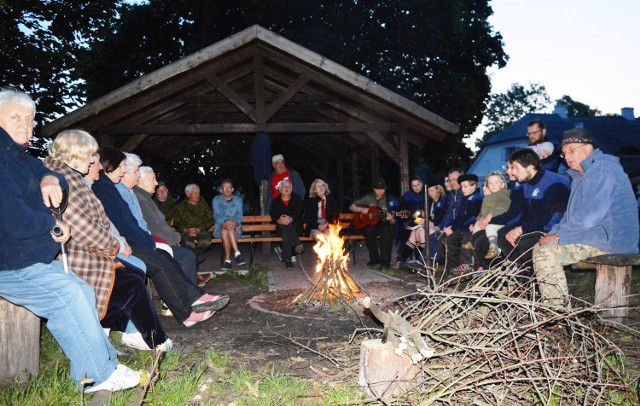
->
[526,129,542,137]
[560,144,588,159]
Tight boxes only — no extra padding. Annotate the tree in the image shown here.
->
[555,95,601,117]
[0,1,120,126]
[477,82,550,148]
[79,0,507,172]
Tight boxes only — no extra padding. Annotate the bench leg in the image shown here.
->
[594,264,631,322]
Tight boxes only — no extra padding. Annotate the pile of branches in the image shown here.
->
[387,262,638,405]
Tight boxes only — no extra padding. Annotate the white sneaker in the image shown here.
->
[159,338,174,352]
[84,364,140,393]
[121,332,151,351]
[274,246,283,262]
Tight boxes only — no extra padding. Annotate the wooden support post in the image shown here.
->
[259,179,271,260]
[370,144,379,183]
[398,131,409,194]
[0,298,40,384]
[336,159,344,210]
[584,254,638,323]
[594,264,632,322]
[351,152,359,200]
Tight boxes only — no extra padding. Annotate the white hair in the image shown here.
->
[123,152,142,173]
[139,166,155,178]
[185,183,200,194]
[277,178,292,191]
[0,88,36,112]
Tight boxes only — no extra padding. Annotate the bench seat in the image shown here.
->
[211,213,365,265]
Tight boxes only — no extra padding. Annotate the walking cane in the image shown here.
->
[51,193,70,273]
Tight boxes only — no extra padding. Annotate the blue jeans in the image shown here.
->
[0,261,119,389]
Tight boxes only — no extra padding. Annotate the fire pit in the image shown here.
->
[292,224,366,308]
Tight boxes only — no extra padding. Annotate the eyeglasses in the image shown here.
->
[526,129,542,137]
[560,144,588,159]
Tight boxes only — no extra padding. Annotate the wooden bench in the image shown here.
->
[211,213,365,265]
[0,297,40,385]
[581,254,640,323]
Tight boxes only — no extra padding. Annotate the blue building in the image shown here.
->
[469,105,640,183]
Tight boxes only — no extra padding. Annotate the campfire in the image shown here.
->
[292,224,365,308]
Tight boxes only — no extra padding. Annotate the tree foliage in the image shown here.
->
[0,0,120,125]
[80,0,507,171]
[478,82,550,148]
[555,95,601,117]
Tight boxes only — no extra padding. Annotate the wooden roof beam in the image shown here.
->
[265,73,310,122]
[103,122,404,134]
[206,74,256,122]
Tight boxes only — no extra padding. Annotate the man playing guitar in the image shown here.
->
[349,178,401,269]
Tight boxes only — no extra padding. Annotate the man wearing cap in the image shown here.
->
[498,148,570,267]
[266,154,305,213]
[350,178,401,269]
[533,128,639,307]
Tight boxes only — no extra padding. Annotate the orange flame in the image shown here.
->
[301,223,364,303]
[313,223,349,273]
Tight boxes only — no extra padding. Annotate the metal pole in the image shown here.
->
[51,193,69,273]
[424,184,430,264]
[52,223,70,273]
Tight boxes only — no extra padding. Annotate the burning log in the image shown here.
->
[293,224,365,308]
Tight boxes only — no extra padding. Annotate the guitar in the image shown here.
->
[352,205,411,230]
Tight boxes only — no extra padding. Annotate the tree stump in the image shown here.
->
[358,339,421,400]
[583,254,639,323]
[0,298,40,385]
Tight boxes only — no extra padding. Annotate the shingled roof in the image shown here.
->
[479,111,640,177]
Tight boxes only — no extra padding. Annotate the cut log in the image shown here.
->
[583,254,637,323]
[0,298,40,385]
[358,339,421,400]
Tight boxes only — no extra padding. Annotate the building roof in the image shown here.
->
[485,112,640,156]
[474,111,640,179]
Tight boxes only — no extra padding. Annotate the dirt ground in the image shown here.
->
[160,268,422,377]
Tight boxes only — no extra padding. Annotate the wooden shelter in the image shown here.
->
[43,25,458,205]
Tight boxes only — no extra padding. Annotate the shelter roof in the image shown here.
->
[42,25,458,164]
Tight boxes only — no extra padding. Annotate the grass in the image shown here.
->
[0,328,368,405]
[212,263,269,290]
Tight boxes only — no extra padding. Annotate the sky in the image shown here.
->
[468,0,640,146]
[487,0,640,113]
